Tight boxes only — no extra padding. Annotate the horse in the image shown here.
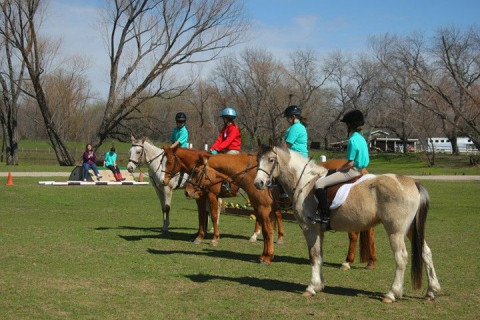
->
[127,136,222,236]
[162,146,228,247]
[181,152,284,263]
[186,154,377,269]
[253,143,441,302]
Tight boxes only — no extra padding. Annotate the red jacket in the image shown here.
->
[211,122,241,152]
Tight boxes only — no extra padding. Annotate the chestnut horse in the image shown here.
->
[254,144,441,302]
[185,153,376,269]
[179,151,283,263]
[162,146,237,247]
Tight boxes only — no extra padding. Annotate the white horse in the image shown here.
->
[127,137,189,233]
[253,143,441,303]
[127,137,243,239]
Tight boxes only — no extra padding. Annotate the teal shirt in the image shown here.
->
[104,151,117,167]
[285,121,308,158]
[171,125,189,148]
[346,131,369,168]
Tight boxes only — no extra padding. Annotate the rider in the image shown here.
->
[311,110,369,229]
[210,107,241,155]
[283,105,308,158]
[171,112,189,148]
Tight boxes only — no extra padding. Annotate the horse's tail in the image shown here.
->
[411,181,429,290]
[359,228,376,264]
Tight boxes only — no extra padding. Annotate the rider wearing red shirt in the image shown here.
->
[210,107,241,154]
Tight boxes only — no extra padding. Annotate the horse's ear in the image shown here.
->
[257,138,262,148]
[142,137,146,143]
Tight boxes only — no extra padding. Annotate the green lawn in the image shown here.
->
[1,178,479,319]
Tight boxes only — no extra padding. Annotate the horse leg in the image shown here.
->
[342,232,358,270]
[406,232,441,301]
[152,184,170,233]
[208,193,220,246]
[301,226,324,296]
[275,209,284,244]
[383,232,408,303]
[362,228,377,269]
[257,206,274,264]
[194,196,208,244]
[249,220,261,242]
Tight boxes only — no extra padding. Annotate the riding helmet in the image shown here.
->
[341,110,364,127]
[221,107,237,119]
[284,105,302,117]
[175,112,187,122]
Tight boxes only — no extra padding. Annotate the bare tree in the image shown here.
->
[0,8,25,165]
[0,0,75,165]
[213,48,288,148]
[385,28,480,153]
[95,0,247,147]
[322,51,381,148]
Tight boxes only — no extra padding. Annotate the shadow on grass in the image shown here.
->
[147,247,342,267]
[95,225,255,243]
[185,273,384,299]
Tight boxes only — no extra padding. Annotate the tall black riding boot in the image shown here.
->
[309,188,330,229]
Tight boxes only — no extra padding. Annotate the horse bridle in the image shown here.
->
[257,149,279,187]
[128,143,166,177]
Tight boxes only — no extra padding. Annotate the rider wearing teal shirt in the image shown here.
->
[346,131,369,169]
[283,105,308,158]
[312,110,369,229]
[171,112,189,148]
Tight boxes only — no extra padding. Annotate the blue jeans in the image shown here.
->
[83,163,100,179]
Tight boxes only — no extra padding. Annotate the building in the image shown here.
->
[370,130,419,153]
[427,137,479,154]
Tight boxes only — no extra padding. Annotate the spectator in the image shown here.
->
[104,147,125,181]
[82,143,102,181]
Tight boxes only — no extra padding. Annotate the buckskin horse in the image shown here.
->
[183,150,376,268]
[254,143,441,302]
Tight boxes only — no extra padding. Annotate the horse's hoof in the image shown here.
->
[425,295,435,302]
[340,263,351,271]
[193,239,202,244]
[382,297,394,303]
[276,239,284,245]
[249,237,257,243]
[302,291,314,297]
[365,265,375,270]
[210,240,219,247]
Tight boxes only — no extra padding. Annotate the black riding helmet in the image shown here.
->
[284,105,302,117]
[341,110,364,128]
[175,112,187,122]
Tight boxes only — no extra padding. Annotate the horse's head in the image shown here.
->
[254,139,280,189]
[162,146,180,185]
[127,136,146,173]
[184,157,209,199]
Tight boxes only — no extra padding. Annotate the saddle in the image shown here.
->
[325,174,364,206]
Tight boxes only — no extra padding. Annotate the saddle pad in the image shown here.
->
[330,174,376,210]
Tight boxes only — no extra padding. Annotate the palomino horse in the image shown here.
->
[185,153,377,269]
[182,152,284,263]
[254,144,441,302]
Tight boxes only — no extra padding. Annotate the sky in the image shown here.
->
[43,0,480,99]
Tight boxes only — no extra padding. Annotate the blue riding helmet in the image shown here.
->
[221,107,237,118]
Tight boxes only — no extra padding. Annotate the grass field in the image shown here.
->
[1,177,479,319]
